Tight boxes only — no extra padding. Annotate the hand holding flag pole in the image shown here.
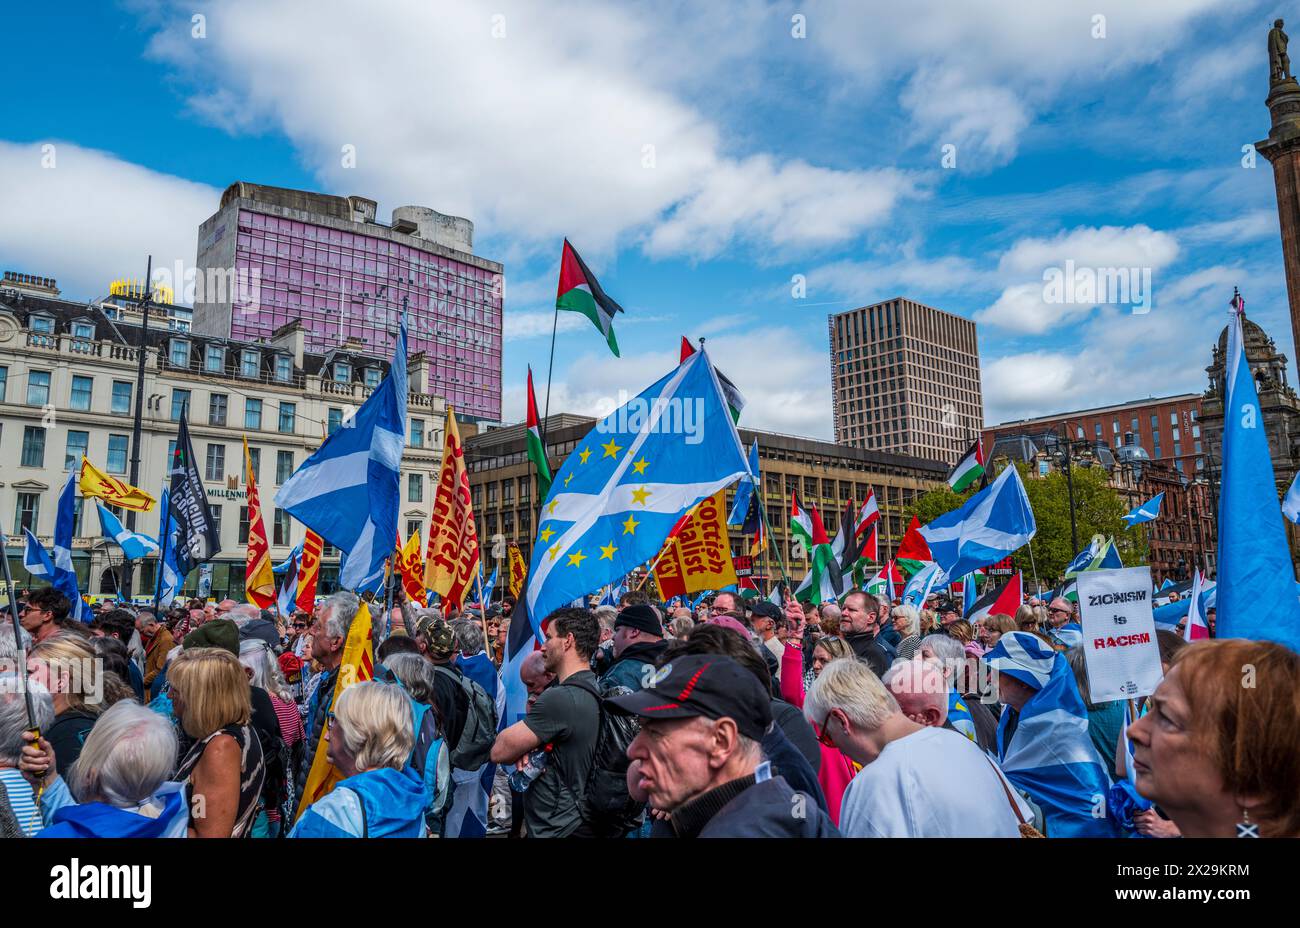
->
[0,524,45,808]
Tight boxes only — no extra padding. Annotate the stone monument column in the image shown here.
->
[1257,18,1300,364]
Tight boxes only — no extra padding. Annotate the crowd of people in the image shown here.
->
[0,580,1296,839]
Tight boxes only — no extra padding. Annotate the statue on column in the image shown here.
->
[1271,18,1292,84]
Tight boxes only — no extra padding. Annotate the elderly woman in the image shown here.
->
[976,613,1016,649]
[0,672,55,836]
[1127,639,1300,838]
[169,648,266,838]
[290,681,429,837]
[17,700,188,837]
[889,605,922,661]
[27,633,104,775]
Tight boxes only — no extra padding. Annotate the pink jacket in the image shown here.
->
[781,642,857,827]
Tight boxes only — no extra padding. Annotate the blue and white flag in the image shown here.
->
[43,472,88,622]
[598,578,625,607]
[1122,492,1164,527]
[479,566,498,607]
[983,632,1118,837]
[1064,535,1123,578]
[1284,471,1300,525]
[1217,297,1300,650]
[902,561,946,610]
[524,347,749,632]
[154,489,185,607]
[95,502,158,561]
[1158,577,1176,592]
[917,466,1036,581]
[277,314,407,593]
[962,573,979,618]
[22,529,55,579]
[726,438,760,525]
[276,542,302,616]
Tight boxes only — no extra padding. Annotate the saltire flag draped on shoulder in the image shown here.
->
[94,502,158,561]
[965,571,1021,625]
[1216,294,1300,650]
[983,632,1119,837]
[295,600,375,821]
[277,313,407,592]
[79,458,156,512]
[1122,492,1164,527]
[680,336,746,422]
[243,437,276,609]
[917,466,1036,581]
[526,366,553,500]
[946,438,986,492]
[558,239,624,356]
[424,407,481,610]
[525,347,749,632]
[168,411,220,568]
[397,530,427,606]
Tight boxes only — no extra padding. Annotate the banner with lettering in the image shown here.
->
[1077,566,1163,702]
[653,490,737,598]
[423,408,481,609]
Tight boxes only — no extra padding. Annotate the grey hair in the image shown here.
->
[0,624,31,662]
[228,603,262,625]
[66,701,177,807]
[890,605,919,637]
[384,652,439,705]
[919,633,964,665]
[450,618,484,655]
[593,605,618,630]
[322,592,360,641]
[0,673,55,764]
[804,656,899,732]
[238,638,292,702]
[818,603,842,623]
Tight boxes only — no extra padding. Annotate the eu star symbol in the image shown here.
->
[539,526,555,543]
[599,541,618,560]
[548,543,561,561]
[578,447,592,464]
[631,485,652,505]
[601,438,623,459]
[564,472,574,487]
[621,514,639,535]
[547,498,558,515]
[567,549,588,568]
[631,456,649,475]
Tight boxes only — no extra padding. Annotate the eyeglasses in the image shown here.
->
[293,623,307,630]
[816,710,841,747]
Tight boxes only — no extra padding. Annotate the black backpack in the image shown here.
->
[562,675,644,838]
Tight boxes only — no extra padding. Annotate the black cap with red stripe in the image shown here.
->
[606,654,772,741]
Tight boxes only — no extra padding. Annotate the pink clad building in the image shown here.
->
[193,182,503,422]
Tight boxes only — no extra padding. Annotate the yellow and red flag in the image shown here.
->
[79,457,156,512]
[653,490,737,598]
[397,530,427,606]
[294,600,374,821]
[296,529,323,612]
[424,408,481,609]
[507,542,528,599]
[243,437,276,608]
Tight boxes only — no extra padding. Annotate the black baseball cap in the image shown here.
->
[748,601,782,623]
[936,598,959,614]
[606,654,772,741]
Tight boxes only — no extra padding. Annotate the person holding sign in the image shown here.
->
[1127,640,1300,838]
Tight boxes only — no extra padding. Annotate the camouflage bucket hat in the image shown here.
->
[418,615,457,657]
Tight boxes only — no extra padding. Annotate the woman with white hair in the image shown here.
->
[0,672,55,835]
[16,700,188,837]
[889,605,922,661]
[290,681,430,838]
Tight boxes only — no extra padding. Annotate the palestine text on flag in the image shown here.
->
[557,239,624,356]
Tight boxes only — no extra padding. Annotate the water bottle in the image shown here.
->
[509,748,549,792]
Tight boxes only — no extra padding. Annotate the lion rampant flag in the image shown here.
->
[243,437,276,608]
[294,600,374,821]
[507,542,528,599]
[397,530,427,607]
[424,407,481,609]
[79,457,156,512]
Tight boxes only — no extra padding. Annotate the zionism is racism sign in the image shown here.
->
[1077,566,1164,703]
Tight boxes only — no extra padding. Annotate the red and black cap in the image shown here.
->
[605,653,772,741]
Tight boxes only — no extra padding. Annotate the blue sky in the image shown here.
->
[0,0,1292,445]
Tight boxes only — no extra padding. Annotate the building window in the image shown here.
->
[334,361,352,383]
[21,426,45,467]
[27,371,50,406]
[245,398,263,430]
[65,430,89,470]
[171,389,190,421]
[406,520,423,541]
[241,350,260,378]
[244,446,261,484]
[209,393,228,426]
[210,506,223,549]
[274,356,292,382]
[273,508,290,546]
[15,492,39,534]
[205,345,225,373]
[410,418,425,448]
[30,315,54,336]
[327,407,344,435]
[364,367,381,388]
[0,365,6,401]
[170,339,190,367]
[409,473,423,503]
[107,434,128,474]
[276,450,294,484]
[69,375,93,411]
[71,321,94,340]
[238,506,250,545]
[111,380,132,415]
[205,444,225,482]
[278,402,296,433]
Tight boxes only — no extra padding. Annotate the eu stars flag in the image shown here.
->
[524,348,749,630]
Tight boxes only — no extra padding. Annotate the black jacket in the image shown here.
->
[662,773,839,838]
[844,631,890,677]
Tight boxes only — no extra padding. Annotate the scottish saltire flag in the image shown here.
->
[917,466,1035,580]
[42,472,88,622]
[479,567,498,608]
[155,489,185,607]
[95,502,158,561]
[278,314,407,592]
[22,529,55,578]
[1184,570,1210,641]
[276,542,303,616]
[1122,492,1164,527]
[524,348,749,631]
[1217,296,1300,650]
[1285,471,1300,525]
[962,573,979,618]
[726,439,760,525]
[984,633,1118,837]
[598,578,624,607]
[1064,535,1123,578]
[902,561,946,609]
[1158,577,1176,591]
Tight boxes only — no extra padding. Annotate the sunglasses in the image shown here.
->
[293,623,307,629]
[1048,607,1071,616]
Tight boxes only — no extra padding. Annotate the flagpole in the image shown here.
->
[153,490,170,613]
[540,303,559,452]
[0,525,39,734]
[123,254,152,602]
[756,495,789,584]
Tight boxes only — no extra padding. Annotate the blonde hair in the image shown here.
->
[984,613,1017,635]
[919,608,939,635]
[1014,604,1039,631]
[947,619,975,644]
[167,648,251,739]
[28,633,101,715]
[804,656,899,732]
[331,682,414,773]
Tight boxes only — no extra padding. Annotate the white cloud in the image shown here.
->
[997,225,1180,277]
[0,140,217,301]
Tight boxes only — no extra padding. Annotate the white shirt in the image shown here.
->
[838,725,1024,838]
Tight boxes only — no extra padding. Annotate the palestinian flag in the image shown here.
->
[865,559,902,600]
[790,490,814,553]
[855,489,880,536]
[965,571,1022,624]
[794,503,841,604]
[557,239,623,356]
[680,336,746,422]
[947,438,986,492]
[738,575,761,600]
[895,515,934,577]
[526,366,553,499]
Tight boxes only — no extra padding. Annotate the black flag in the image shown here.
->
[168,410,220,568]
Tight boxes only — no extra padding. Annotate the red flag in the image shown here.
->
[296,530,323,612]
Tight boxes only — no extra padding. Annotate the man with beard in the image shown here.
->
[841,591,891,677]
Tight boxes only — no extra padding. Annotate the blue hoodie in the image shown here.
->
[291,766,429,838]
